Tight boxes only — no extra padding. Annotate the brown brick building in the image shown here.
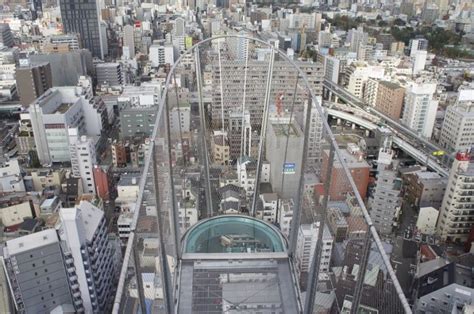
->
[375,80,405,120]
[320,147,370,201]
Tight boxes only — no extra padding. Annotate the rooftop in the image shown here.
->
[6,228,58,255]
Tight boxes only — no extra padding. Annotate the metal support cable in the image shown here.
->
[303,140,335,314]
[251,47,275,217]
[152,145,175,313]
[195,48,214,217]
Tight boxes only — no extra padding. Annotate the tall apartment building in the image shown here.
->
[3,229,75,313]
[58,201,118,312]
[401,82,438,138]
[59,0,103,58]
[437,152,474,242]
[375,80,405,120]
[149,44,174,67]
[96,63,123,87]
[210,60,323,127]
[369,145,402,235]
[0,24,14,48]
[439,89,474,153]
[306,101,324,170]
[69,130,97,195]
[122,25,135,59]
[296,223,333,276]
[320,145,370,201]
[16,62,53,106]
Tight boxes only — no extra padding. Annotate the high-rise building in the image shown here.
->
[413,50,428,75]
[96,63,123,87]
[369,144,402,235]
[409,38,429,57]
[118,83,161,139]
[375,80,405,120]
[210,60,323,127]
[346,27,368,53]
[437,152,474,242]
[149,44,174,67]
[69,131,97,195]
[324,55,341,84]
[122,25,135,59]
[320,145,370,201]
[401,82,438,138]
[439,89,474,153]
[3,229,75,313]
[0,24,14,48]
[266,117,304,200]
[58,201,118,312]
[29,86,104,164]
[16,62,53,106]
[59,0,103,58]
[296,222,333,276]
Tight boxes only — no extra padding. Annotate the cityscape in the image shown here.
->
[0,0,473,313]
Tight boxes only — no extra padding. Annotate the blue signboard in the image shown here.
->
[283,163,296,174]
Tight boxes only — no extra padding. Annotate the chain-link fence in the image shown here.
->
[112,35,411,314]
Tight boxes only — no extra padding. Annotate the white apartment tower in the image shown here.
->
[69,129,97,195]
[149,44,175,67]
[296,223,333,275]
[437,152,474,243]
[401,82,438,138]
[58,201,117,313]
[439,88,474,153]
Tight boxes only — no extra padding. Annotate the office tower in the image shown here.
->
[413,50,428,75]
[96,63,123,87]
[69,130,97,195]
[59,0,103,59]
[16,62,53,106]
[320,145,370,201]
[58,201,118,312]
[227,35,249,60]
[437,152,474,242]
[409,38,429,57]
[369,143,402,235]
[266,117,304,200]
[0,24,14,47]
[123,25,135,59]
[439,89,474,153]
[401,82,438,138]
[3,229,75,313]
[29,86,104,164]
[375,80,405,120]
[149,44,174,67]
